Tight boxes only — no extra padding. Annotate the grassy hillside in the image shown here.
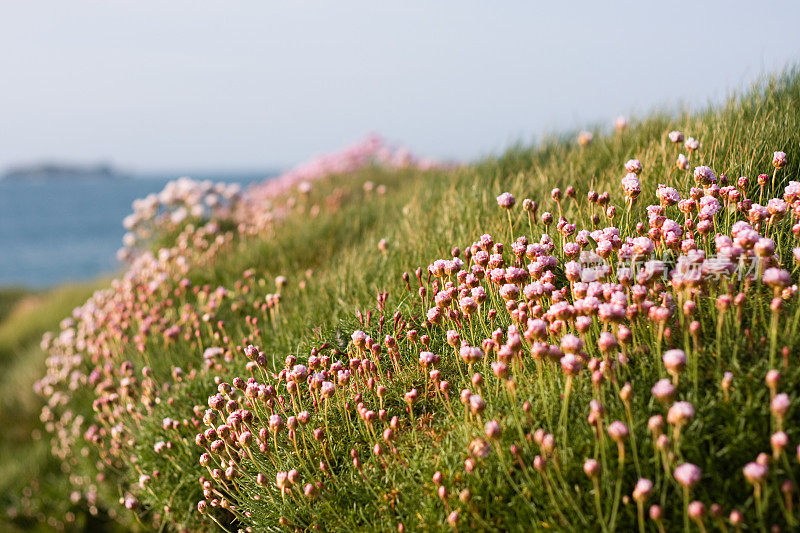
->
[7,69,800,531]
[0,283,107,532]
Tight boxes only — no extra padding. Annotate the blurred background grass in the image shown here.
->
[0,283,109,532]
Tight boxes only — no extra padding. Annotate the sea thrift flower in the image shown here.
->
[693,166,716,186]
[667,401,695,426]
[597,332,618,353]
[404,389,419,405]
[583,459,601,478]
[743,462,768,485]
[484,420,502,440]
[773,151,787,168]
[622,175,641,199]
[522,198,537,215]
[674,463,702,488]
[656,185,680,206]
[633,479,653,502]
[491,361,509,380]
[269,414,284,433]
[607,421,629,443]
[459,297,478,316]
[560,354,583,376]
[468,438,491,459]
[763,268,791,290]
[419,351,439,367]
[497,193,516,209]
[669,131,684,143]
[560,334,583,354]
[651,379,675,402]
[460,345,484,365]
[688,501,705,522]
[499,284,520,301]
[771,431,789,457]
[469,394,485,415]
[663,349,687,380]
[625,159,643,174]
[771,393,790,419]
[577,131,593,146]
[767,198,788,218]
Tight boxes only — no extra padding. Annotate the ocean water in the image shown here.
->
[0,174,268,288]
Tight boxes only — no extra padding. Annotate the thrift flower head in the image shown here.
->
[663,349,687,375]
[625,159,643,175]
[668,131,684,143]
[674,463,702,488]
[577,131,593,146]
[773,151,787,169]
[743,462,768,485]
[497,192,516,209]
[633,478,653,503]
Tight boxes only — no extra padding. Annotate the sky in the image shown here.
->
[1,1,799,173]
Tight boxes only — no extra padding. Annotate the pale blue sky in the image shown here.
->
[1,1,799,172]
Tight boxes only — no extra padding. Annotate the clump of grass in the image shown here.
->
[14,68,800,532]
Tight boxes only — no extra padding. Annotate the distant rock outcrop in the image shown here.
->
[1,161,125,181]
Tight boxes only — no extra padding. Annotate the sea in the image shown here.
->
[0,173,271,288]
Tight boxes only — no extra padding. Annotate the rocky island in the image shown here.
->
[1,161,125,181]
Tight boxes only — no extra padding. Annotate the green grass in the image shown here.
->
[0,288,31,322]
[7,67,800,532]
[0,282,107,532]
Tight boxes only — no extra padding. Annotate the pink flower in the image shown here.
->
[773,151,787,169]
[459,297,478,316]
[667,401,695,426]
[607,421,629,443]
[583,459,601,478]
[560,334,583,354]
[763,268,791,289]
[419,351,439,367]
[268,414,284,433]
[663,349,687,375]
[674,463,702,488]
[633,478,653,502]
[320,381,335,399]
[651,379,675,402]
[698,196,721,218]
[484,420,502,440]
[497,192,516,209]
[767,198,788,218]
[632,236,654,256]
[460,345,484,364]
[656,185,680,206]
[743,462,768,484]
[771,393,790,418]
[499,284,520,301]
[625,159,643,174]
[469,394,485,414]
[771,431,789,455]
[560,354,583,376]
[693,166,716,186]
